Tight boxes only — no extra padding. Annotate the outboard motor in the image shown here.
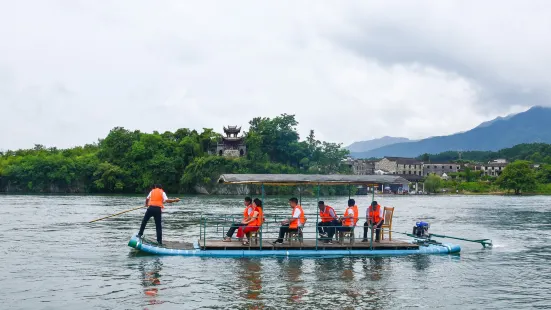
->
[412,221,430,238]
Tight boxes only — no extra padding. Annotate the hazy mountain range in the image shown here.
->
[346,136,412,153]
[348,106,551,158]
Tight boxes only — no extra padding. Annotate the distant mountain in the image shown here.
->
[346,136,411,153]
[474,113,516,129]
[351,106,551,158]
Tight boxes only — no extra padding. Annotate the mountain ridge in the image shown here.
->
[350,106,551,158]
[346,136,411,153]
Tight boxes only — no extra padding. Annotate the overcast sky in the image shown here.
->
[2,1,551,150]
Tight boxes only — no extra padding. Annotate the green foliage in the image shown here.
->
[0,114,350,194]
[496,160,537,195]
[536,183,551,194]
[421,153,430,162]
[421,143,551,163]
[536,164,551,183]
[458,181,492,193]
[424,174,442,193]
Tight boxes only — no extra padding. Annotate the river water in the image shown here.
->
[1,194,550,309]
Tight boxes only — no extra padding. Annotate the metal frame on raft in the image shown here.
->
[201,174,411,251]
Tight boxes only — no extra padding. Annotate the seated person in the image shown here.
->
[337,199,359,232]
[272,197,305,244]
[362,201,383,242]
[224,197,253,242]
[317,201,339,244]
[236,198,264,245]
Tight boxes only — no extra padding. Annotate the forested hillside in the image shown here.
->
[420,143,551,164]
[0,114,349,194]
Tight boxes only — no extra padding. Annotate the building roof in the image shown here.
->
[485,162,508,167]
[384,157,423,164]
[425,162,459,165]
[223,126,242,134]
[396,174,424,182]
[218,174,409,185]
[222,136,244,142]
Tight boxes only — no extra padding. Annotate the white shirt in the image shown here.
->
[247,206,254,216]
[147,190,168,202]
[292,207,301,218]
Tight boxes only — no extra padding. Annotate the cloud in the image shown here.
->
[1,1,550,150]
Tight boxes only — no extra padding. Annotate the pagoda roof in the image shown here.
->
[222,136,244,141]
[223,126,241,133]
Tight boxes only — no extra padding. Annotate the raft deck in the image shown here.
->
[129,235,459,256]
[200,239,419,250]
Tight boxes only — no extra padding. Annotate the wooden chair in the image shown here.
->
[248,230,261,245]
[380,207,394,241]
[248,217,266,245]
[285,218,307,245]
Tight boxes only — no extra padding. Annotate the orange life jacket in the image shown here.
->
[148,188,165,208]
[289,205,305,229]
[248,206,264,228]
[368,205,382,223]
[320,205,336,222]
[243,205,253,220]
[343,205,359,227]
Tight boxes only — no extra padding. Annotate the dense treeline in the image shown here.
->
[0,114,350,194]
[416,144,551,195]
[419,143,551,164]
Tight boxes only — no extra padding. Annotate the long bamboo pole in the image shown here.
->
[89,205,147,223]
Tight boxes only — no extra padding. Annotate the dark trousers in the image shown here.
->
[363,221,383,241]
[138,206,162,243]
[317,220,339,240]
[337,225,354,232]
[276,224,298,243]
[226,223,246,238]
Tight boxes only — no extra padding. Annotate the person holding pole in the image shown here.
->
[137,184,180,246]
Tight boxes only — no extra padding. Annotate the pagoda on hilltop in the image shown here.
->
[216,126,246,157]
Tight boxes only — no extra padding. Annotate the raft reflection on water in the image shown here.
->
[232,257,396,308]
[139,258,164,306]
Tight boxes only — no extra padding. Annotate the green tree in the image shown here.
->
[496,160,537,195]
[421,153,430,162]
[536,164,551,183]
[424,174,442,193]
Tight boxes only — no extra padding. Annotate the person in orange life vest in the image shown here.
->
[337,199,359,232]
[317,201,339,244]
[272,197,305,244]
[137,184,180,245]
[362,201,383,242]
[223,197,253,242]
[236,198,264,245]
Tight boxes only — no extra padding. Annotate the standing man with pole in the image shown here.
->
[137,184,180,246]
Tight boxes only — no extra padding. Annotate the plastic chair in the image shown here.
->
[381,207,395,241]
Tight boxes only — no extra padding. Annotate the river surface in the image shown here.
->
[1,194,550,309]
